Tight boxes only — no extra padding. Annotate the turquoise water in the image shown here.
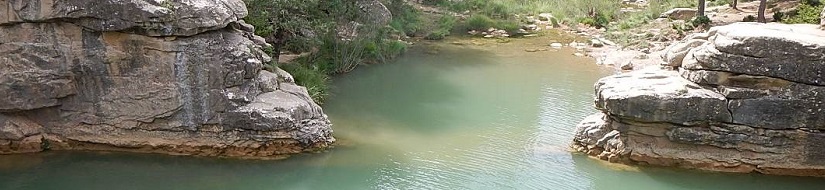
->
[1,39,824,190]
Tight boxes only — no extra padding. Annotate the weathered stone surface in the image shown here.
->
[683,23,825,86]
[679,68,825,129]
[357,0,392,26]
[572,113,627,162]
[0,0,247,36]
[729,98,825,130]
[0,71,76,112]
[660,8,697,20]
[662,39,705,67]
[574,23,825,177]
[595,67,731,125]
[574,113,825,176]
[0,114,45,153]
[0,0,333,158]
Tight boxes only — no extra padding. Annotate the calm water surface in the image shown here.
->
[1,39,824,190]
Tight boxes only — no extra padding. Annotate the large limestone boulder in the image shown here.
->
[682,23,825,86]
[357,0,392,26]
[595,68,731,125]
[0,0,334,158]
[573,22,825,177]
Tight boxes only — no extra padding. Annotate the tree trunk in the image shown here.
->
[757,0,767,23]
[264,28,286,64]
[272,29,286,64]
[698,0,706,17]
[731,0,738,10]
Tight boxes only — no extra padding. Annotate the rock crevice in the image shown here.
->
[0,0,334,158]
[573,23,825,177]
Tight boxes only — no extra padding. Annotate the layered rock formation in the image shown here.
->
[0,0,334,158]
[573,23,825,177]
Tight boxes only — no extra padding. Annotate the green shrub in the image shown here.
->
[783,3,824,24]
[436,15,458,31]
[278,63,330,104]
[742,15,756,22]
[481,2,513,18]
[425,15,456,40]
[426,29,450,40]
[692,15,712,27]
[803,0,822,6]
[593,12,611,28]
[672,22,695,35]
[496,19,521,32]
[467,14,497,30]
[773,11,784,22]
[382,40,408,58]
[422,0,447,5]
[615,13,651,30]
[387,0,422,36]
[578,13,610,28]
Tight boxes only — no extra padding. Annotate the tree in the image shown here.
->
[244,0,320,62]
[731,0,739,10]
[698,0,706,17]
[243,0,361,63]
[758,0,768,23]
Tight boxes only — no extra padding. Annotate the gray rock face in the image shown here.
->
[573,23,825,177]
[595,68,731,125]
[682,23,825,86]
[0,0,247,36]
[0,0,333,158]
[357,0,392,26]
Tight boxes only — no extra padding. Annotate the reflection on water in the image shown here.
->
[1,38,825,190]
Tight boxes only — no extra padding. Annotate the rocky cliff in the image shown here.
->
[0,0,334,158]
[572,22,825,177]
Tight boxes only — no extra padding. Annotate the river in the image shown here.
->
[1,38,824,190]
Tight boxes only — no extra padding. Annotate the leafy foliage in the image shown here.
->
[425,15,457,40]
[578,12,611,28]
[466,14,497,30]
[692,15,712,27]
[387,0,423,36]
[782,2,824,24]
[244,0,415,103]
[278,63,330,103]
[772,11,784,22]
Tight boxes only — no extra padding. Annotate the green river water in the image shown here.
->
[1,39,825,190]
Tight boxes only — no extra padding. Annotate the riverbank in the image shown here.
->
[410,0,819,71]
[583,0,809,71]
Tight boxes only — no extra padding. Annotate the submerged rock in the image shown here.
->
[0,0,333,158]
[573,22,825,177]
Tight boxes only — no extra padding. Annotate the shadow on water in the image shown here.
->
[570,154,825,190]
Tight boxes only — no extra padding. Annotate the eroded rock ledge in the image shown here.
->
[573,23,825,177]
[0,0,334,159]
